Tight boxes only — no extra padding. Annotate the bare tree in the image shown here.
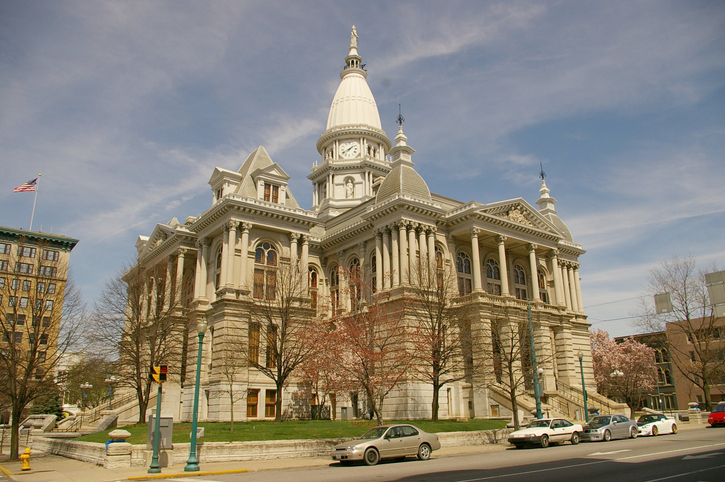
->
[91,259,186,422]
[636,256,725,410]
[0,242,86,459]
[216,329,248,430]
[407,259,482,421]
[248,262,316,422]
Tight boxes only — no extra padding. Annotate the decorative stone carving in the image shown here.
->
[500,205,533,226]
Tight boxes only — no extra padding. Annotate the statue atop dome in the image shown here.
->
[350,25,358,48]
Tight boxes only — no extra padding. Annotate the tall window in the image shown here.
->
[370,254,377,294]
[214,246,223,290]
[538,270,549,304]
[248,322,260,364]
[435,247,444,289]
[264,183,280,203]
[457,252,472,296]
[330,265,339,314]
[308,267,318,310]
[486,259,501,295]
[514,264,527,300]
[0,243,10,254]
[349,258,361,310]
[266,325,277,368]
[253,242,277,300]
[247,389,259,417]
[265,389,277,417]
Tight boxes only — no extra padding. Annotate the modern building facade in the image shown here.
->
[133,28,613,423]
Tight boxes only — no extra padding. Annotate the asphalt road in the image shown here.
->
[201,427,725,482]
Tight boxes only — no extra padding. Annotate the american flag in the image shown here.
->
[14,178,38,193]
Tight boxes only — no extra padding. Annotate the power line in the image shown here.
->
[585,295,645,309]
[588,315,640,324]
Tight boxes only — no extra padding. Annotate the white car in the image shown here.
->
[636,413,678,436]
[508,418,583,448]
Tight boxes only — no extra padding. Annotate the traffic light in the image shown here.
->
[149,365,168,383]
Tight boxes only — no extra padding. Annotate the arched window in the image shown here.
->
[308,267,318,310]
[514,264,527,300]
[253,242,277,300]
[538,270,549,304]
[486,259,501,295]
[370,254,377,294]
[435,246,444,289]
[664,369,673,385]
[214,246,223,291]
[661,348,669,362]
[457,252,472,296]
[329,265,339,315]
[657,368,666,385]
[349,258,361,310]
[655,349,663,363]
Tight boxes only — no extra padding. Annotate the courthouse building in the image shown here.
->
[134,28,614,423]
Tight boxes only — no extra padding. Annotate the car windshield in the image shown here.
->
[360,427,388,439]
[712,405,725,413]
[588,416,612,428]
[527,420,551,428]
[638,415,659,424]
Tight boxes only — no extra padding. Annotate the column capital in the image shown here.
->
[289,232,300,242]
[407,221,419,229]
[240,222,252,233]
[528,243,538,253]
[426,225,437,235]
[496,235,507,244]
[375,229,383,239]
[195,237,210,249]
[177,247,189,257]
[224,220,239,232]
[548,248,559,259]
[469,227,481,238]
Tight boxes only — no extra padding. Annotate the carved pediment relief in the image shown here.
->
[497,204,533,227]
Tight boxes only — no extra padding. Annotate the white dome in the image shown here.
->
[326,70,382,130]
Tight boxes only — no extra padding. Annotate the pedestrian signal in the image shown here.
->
[149,365,168,383]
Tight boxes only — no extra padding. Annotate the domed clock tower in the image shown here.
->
[308,26,393,221]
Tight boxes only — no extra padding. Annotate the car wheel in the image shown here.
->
[630,427,637,439]
[364,448,379,466]
[671,424,678,434]
[417,443,432,460]
[540,434,550,448]
[571,432,580,445]
[603,430,611,442]
[652,426,659,436]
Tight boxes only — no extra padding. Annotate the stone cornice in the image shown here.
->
[364,194,444,222]
[445,209,563,242]
[316,124,392,153]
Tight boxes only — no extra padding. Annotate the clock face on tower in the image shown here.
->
[339,141,360,159]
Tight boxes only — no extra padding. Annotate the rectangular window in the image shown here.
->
[0,243,10,254]
[37,282,45,293]
[265,270,276,300]
[36,351,46,363]
[45,300,54,311]
[13,332,22,344]
[22,280,31,291]
[0,277,5,289]
[11,279,19,290]
[16,314,26,326]
[264,183,271,202]
[247,389,259,417]
[9,296,17,307]
[42,250,59,261]
[15,263,33,274]
[266,325,277,368]
[42,316,51,327]
[47,283,56,294]
[19,297,28,308]
[39,334,48,345]
[253,268,265,299]
[17,246,36,258]
[249,323,260,364]
[39,266,57,277]
[271,185,279,204]
[265,389,277,418]
[0,260,7,271]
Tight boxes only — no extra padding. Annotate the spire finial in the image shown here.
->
[396,104,405,127]
[539,162,546,181]
[350,25,358,49]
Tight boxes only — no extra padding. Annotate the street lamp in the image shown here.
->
[185,319,208,472]
[79,382,92,429]
[104,376,118,410]
[528,299,542,419]
[577,351,588,423]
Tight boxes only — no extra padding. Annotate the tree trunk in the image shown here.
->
[275,380,283,422]
[229,391,235,431]
[703,383,712,411]
[137,389,148,424]
[431,383,440,422]
[10,402,23,460]
[510,390,520,430]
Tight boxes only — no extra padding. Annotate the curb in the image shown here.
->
[0,463,16,481]
[126,469,248,480]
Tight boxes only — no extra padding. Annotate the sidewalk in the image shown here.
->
[0,422,708,482]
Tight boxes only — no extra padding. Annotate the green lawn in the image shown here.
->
[80,419,509,445]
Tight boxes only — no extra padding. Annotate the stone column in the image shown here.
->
[418,225,427,270]
[391,226,400,287]
[382,228,391,289]
[567,265,579,312]
[550,250,565,307]
[300,235,309,287]
[561,262,572,310]
[528,244,540,302]
[427,227,436,268]
[194,238,209,301]
[226,221,238,288]
[399,222,408,284]
[574,265,584,312]
[358,241,366,297]
[289,233,299,266]
[165,255,174,309]
[221,224,231,288]
[407,222,417,281]
[175,249,186,305]
[497,236,510,296]
[239,223,251,289]
[375,231,383,293]
[470,228,483,292]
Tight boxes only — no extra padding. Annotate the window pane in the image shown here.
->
[253,269,264,299]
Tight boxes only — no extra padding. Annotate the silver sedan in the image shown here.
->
[581,414,638,442]
[331,424,441,466]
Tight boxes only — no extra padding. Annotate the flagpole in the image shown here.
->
[29,173,41,232]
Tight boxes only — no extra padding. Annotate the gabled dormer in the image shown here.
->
[209,167,242,203]
[251,163,290,205]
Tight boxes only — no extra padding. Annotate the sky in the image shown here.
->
[1,0,724,338]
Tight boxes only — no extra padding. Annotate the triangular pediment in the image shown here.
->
[251,163,290,183]
[482,199,560,234]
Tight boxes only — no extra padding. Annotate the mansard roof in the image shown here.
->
[233,145,300,209]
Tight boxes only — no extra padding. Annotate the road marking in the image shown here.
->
[682,452,723,460]
[643,463,725,482]
[588,450,631,456]
[617,442,725,462]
